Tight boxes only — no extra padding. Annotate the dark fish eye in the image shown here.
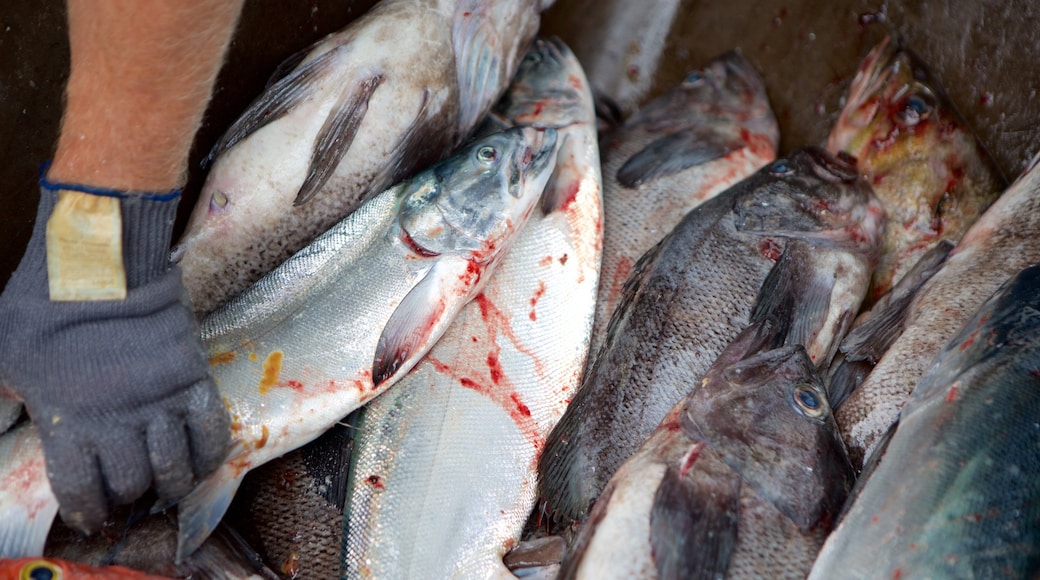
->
[22,560,62,580]
[769,160,794,175]
[896,93,933,126]
[793,384,825,418]
[524,52,543,65]
[476,146,498,165]
[684,70,705,85]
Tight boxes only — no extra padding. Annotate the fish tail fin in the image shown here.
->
[175,464,247,564]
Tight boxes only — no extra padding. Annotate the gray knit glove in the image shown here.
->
[0,177,230,534]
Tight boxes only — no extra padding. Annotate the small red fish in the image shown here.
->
[0,558,173,579]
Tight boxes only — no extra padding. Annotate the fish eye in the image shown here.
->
[769,160,794,175]
[793,384,826,418]
[20,560,62,580]
[476,146,499,165]
[896,93,934,126]
[524,51,543,65]
[684,70,705,85]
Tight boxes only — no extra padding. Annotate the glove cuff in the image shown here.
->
[39,163,181,289]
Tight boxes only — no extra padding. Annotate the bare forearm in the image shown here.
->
[50,0,245,191]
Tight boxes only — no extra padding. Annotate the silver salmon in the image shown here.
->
[0,126,558,562]
[342,37,602,579]
[537,148,883,526]
[811,264,1040,579]
[589,50,779,358]
[837,152,1040,468]
[827,36,1005,304]
[173,0,547,314]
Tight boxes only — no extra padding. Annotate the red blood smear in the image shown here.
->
[946,386,958,403]
[959,330,978,351]
[367,475,385,490]
[400,230,439,257]
[759,238,782,262]
[488,353,504,384]
[511,393,532,417]
[529,281,546,321]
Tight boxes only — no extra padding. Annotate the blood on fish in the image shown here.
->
[529,281,546,321]
[679,442,705,478]
[758,238,783,262]
[568,74,583,90]
[559,254,568,265]
[946,385,958,403]
[488,353,504,384]
[539,256,554,267]
[511,393,532,417]
[367,475,385,490]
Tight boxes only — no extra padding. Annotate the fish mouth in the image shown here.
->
[802,147,860,183]
[519,127,559,176]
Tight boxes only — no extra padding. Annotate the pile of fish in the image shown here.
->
[1,0,1039,577]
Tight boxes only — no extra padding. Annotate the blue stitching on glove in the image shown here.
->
[38,161,181,202]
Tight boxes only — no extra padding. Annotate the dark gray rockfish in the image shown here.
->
[811,264,1040,579]
[560,315,854,579]
[537,147,883,526]
[590,50,778,358]
[837,152,1040,468]
[173,0,548,314]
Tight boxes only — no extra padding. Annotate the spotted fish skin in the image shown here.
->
[811,264,1040,579]
[173,0,547,315]
[537,147,883,528]
[342,37,602,580]
[837,153,1040,468]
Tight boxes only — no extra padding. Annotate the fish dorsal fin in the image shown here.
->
[616,129,743,188]
[205,48,339,166]
[295,72,385,205]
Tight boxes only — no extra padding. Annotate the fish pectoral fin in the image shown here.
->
[175,464,247,564]
[372,259,475,388]
[204,47,340,167]
[540,133,580,215]
[295,70,385,206]
[649,464,740,580]
[616,128,743,188]
[452,1,506,139]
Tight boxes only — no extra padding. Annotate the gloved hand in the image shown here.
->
[0,174,230,534]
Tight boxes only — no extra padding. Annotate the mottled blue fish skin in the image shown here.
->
[810,264,1040,579]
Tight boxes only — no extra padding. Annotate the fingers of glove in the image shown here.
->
[97,431,152,505]
[43,438,109,534]
[147,414,195,500]
[183,379,232,479]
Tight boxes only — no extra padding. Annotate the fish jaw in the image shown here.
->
[0,423,58,558]
[827,36,1005,300]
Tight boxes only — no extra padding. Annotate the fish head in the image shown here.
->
[734,147,885,260]
[632,50,779,146]
[684,344,855,532]
[397,126,558,261]
[495,37,589,129]
[0,557,161,579]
